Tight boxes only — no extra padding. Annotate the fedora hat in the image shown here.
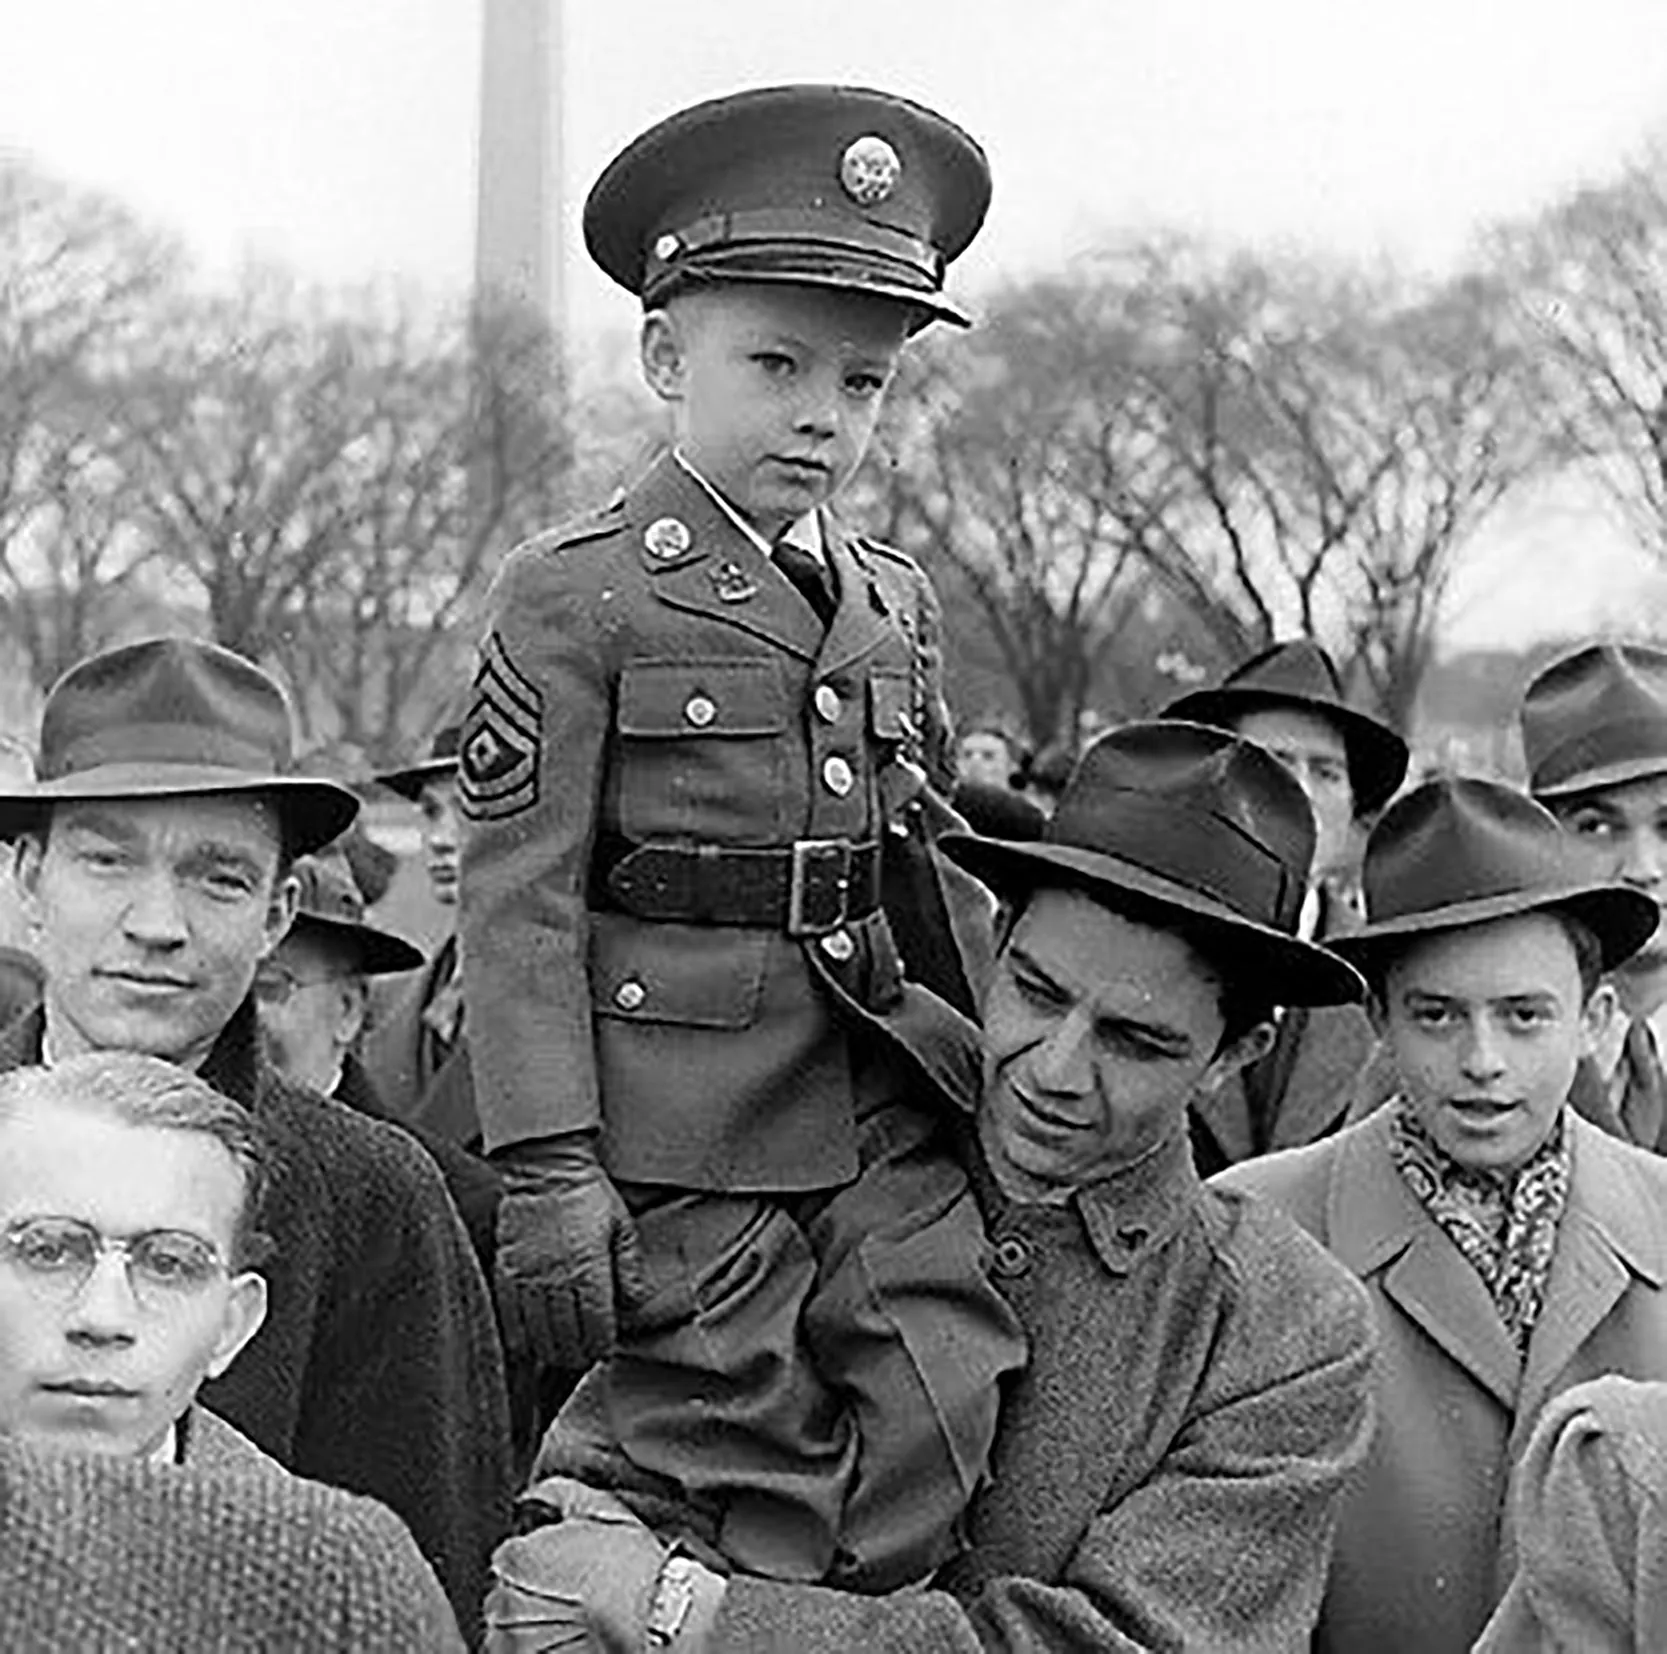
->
[1328,776,1658,975]
[1163,639,1409,815]
[0,637,356,858]
[287,850,423,976]
[373,722,461,802]
[943,720,1365,1007]
[1521,642,1667,799]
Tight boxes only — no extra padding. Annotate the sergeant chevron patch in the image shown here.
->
[458,632,541,822]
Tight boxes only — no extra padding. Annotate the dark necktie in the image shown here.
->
[1622,1018,1666,1150]
[773,539,835,626]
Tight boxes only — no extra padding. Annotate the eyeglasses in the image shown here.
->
[251,965,353,1007]
[0,1217,228,1313]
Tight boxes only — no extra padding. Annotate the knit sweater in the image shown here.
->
[0,1003,513,1641]
[0,1432,463,1652]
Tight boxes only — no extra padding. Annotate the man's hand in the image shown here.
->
[493,1135,647,1369]
[485,1478,724,1654]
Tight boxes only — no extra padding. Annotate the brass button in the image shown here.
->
[822,755,854,797]
[684,694,717,728]
[819,930,855,963]
[614,980,646,1011]
[991,1235,1032,1279]
[813,685,842,724]
[643,517,691,560]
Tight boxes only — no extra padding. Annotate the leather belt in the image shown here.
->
[593,834,882,936]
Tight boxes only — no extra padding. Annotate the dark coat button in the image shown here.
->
[991,1234,1032,1278]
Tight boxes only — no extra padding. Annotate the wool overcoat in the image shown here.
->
[1219,1105,1667,1654]
[706,1134,1377,1650]
[460,450,976,1183]
[0,1002,513,1640]
[363,934,481,1147]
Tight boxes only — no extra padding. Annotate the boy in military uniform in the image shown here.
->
[459,85,1025,1592]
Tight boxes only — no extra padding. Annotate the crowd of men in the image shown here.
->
[8,78,1667,1654]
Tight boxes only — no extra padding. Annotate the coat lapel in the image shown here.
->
[1330,1109,1522,1410]
[816,521,897,680]
[632,454,824,661]
[1511,1113,1667,1451]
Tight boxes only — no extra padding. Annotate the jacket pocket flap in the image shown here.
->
[618,659,786,738]
[592,912,768,1030]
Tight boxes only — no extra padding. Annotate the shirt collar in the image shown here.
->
[1595,1003,1667,1087]
[673,449,824,565]
[147,1421,179,1465]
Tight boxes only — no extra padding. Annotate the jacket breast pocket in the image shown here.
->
[612,658,791,841]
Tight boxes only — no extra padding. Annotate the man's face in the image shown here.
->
[254,928,363,1096]
[1550,773,1667,1015]
[979,887,1267,1202]
[0,1093,266,1457]
[642,282,909,539]
[1381,912,1605,1173]
[1232,705,1356,882]
[16,795,296,1071]
[957,732,1015,791]
[417,774,460,909]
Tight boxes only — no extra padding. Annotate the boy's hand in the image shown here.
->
[494,1135,647,1368]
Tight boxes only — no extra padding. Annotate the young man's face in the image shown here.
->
[417,774,460,909]
[642,282,910,539]
[16,795,297,1071]
[1232,705,1356,883]
[979,887,1269,1203]
[0,1093,266,1457]
[254,927,364,1097]
[1548,773,1667,1015]
[1381,911,1606,1173]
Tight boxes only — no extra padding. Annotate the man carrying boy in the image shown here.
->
[1220,777,1667,1651]
[460,85,1025,1591]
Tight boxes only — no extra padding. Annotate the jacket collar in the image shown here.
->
[1329,1103,1667,1417]
[629,451,898,676]
[1074,1126,1201,1274]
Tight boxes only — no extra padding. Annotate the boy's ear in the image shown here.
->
[640,310,686,403]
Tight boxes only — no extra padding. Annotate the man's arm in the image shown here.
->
[716,1263,1376,1652]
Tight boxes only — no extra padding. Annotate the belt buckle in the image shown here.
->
[787,838,853,936]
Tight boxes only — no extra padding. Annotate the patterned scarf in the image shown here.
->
[1389,1100,1571,1351]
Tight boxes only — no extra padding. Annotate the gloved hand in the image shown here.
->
[493,1134,647,1370]
[484,1477,725,1654]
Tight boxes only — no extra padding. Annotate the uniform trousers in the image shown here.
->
[540,1053,1025,1593]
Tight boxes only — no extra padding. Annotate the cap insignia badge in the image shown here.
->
[644,517,692,560]
[840,135,901,206]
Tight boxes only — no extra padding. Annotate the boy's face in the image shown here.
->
[642,282,910,538]
[1548,772,1667,1015]
[1380,911,1607,1173]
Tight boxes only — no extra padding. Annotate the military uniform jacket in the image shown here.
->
[461,451,962,1190]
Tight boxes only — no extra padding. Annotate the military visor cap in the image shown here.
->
[0,637,358,857]
[942,720,1365,1008]
[584,84,990,329]
[1328,776,1658,976]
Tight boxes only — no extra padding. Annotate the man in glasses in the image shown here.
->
[0,1050,270,1465]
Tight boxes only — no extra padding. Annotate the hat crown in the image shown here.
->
[1362,777,1594,925]
[1522,642,1667,795]
[1050,721,1315,934]
[40,637,298,783]
[1218,639,1345,704]
[291,850,365,927]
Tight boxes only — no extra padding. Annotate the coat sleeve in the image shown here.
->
[458,535,613,1152]
[714,1265,1376,1653]
[293,1111,514,1643]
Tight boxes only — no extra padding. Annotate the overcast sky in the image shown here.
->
[5,0,1667,647]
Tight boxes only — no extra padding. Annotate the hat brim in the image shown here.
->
[290,912,424,975]
[655,266,971,330]
[373,758,458,802]
[0,764,359,860]
[1163,687,1409,814]
[942,833,1365,1008]
[1329,882,1660,976]
[1534,753,1667,800]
